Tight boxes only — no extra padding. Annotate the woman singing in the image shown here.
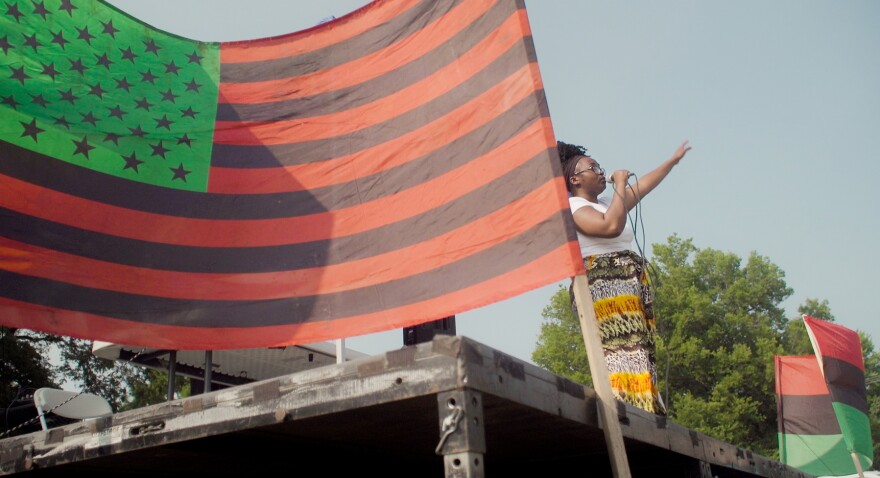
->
[560,140,691,415]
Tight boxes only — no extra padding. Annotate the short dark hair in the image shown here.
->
[557,141,588,192]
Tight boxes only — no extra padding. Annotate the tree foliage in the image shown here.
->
[1,327,58,406]
[533,235,877,460]
[533,286,592,387]
[1,327,187,433]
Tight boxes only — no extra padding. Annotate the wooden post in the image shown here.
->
[851,452,865,478]
[166,350,177,402]
[204,350,213,393]
[571,273,632,477]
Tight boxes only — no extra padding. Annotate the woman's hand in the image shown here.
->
[670,140,692,164]
[610,169,631,185]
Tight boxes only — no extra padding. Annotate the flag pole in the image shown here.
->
[851,452,865,478]
[571,273,632,477]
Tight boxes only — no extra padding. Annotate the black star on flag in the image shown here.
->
[40,62,59,80]
[10,65,29,84]
[2,94,19,109]
[104,132,122,145]
[76,26,94,45]
[164,60,181,76]
[122,151,143,172]
[19,118,44,141]
[128,125,146,138]
[160,89,178,103]
[184,79,201,92]
[115,77,133,92]
[72,136,95,158]
[107,105,126,120]
[119,47,136,63]
[22,33,40,52]
[150,140,170,159]
[31,93,48,107]
[140,69,157,84]
[53,115,72,129]
[88,83,107,99]
[101,20,120,38]
[5,2,23,22]
[32,1,49,19]
[0,35,12,54]
[95,52,113,69]
[50,30,69,49]
[58,0,76,16]
[80,112,98,126]
[59,89,77,104]
[169,163,191,182]
[143,38,160,55]
[154,115,172,130]
[68,58,87,75]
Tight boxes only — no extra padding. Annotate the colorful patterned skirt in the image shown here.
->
[571,249,667,415]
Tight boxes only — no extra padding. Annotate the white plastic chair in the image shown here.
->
[33,388,113,430]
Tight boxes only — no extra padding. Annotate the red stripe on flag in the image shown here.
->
[209,114,549,195]
[214,60,537,145]
[0,242,581,349]
[0,180,563,300]
[775,355,830,396]
[1,120,550,247]
[804,315,865,372]
[217,0,498,105]
[220,0,422,64]
[215,9,525,148]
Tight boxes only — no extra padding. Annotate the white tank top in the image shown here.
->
[569,195,633,258]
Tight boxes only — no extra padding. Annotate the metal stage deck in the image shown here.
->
[0,336,810,477]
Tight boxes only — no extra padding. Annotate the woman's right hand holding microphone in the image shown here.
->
[609,169,632,185]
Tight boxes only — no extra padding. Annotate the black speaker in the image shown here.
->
[403,315,456,346]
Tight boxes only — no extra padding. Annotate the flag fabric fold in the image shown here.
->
[803,315,874,472]
[0,0,583,349]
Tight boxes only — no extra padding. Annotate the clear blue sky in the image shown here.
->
[107,0,880,364]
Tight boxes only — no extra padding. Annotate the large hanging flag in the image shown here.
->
[775,355,862,476]
[804,315,874,473]
[0,0,582,349]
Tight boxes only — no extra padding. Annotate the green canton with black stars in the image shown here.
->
[0,0,219,191]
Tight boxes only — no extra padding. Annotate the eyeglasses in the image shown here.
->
[572,164,604,176]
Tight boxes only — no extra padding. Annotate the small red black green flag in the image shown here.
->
[775,355,864,476]
[804,315,873,472]
[776,316,874,475]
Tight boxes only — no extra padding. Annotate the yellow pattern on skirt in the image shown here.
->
[572,249,667,415]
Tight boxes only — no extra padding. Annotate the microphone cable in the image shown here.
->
[608,173,658,291]
[610,173,669,408]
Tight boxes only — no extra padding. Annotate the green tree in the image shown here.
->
[122,368,190,411]
[1,328,184,421]
[533,285,592,386]
[653,235,793,457]
[1,327,58,406]
[52,335,142,409]
[781,298,835,355]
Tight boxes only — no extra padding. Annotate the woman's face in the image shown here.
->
[573,156,607,193]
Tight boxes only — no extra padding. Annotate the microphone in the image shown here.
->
[607,173,635,184]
